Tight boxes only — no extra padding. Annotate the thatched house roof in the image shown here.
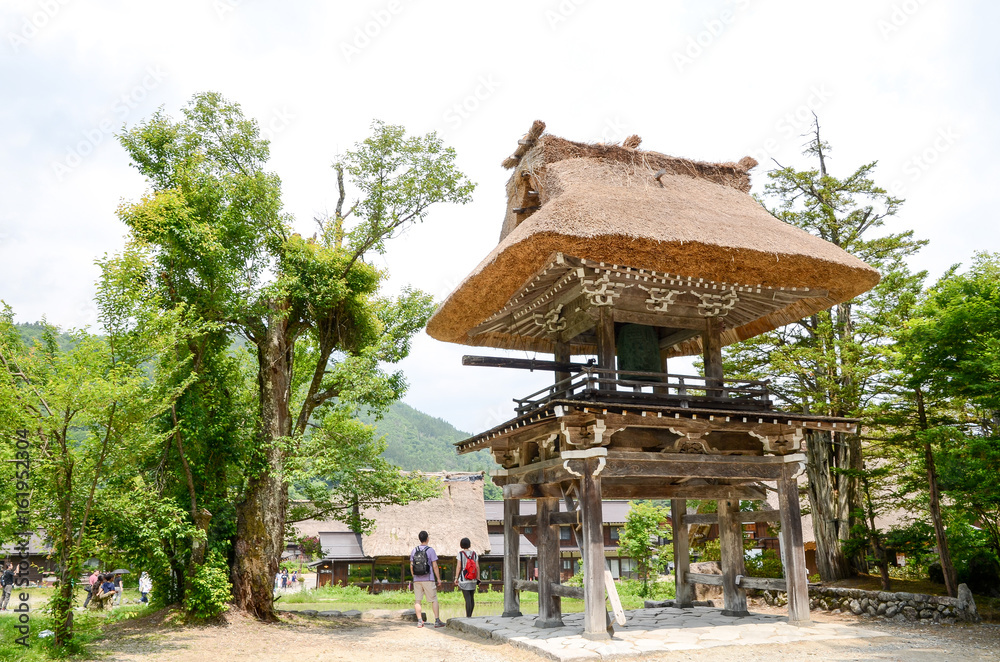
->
[295,472,491,559]
[426,122,880,356]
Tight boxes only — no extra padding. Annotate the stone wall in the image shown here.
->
[761,583,980,624]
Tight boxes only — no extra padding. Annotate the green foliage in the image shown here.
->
[183,550,233,620]
[743,550,784,578]
[617,502,671,597]
[298,536,322,560]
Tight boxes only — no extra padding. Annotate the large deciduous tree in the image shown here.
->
[116,92,474,617]
[723,117,925,580]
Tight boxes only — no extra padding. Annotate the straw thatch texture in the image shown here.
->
[359,473,491,558]
[427,130,880,356]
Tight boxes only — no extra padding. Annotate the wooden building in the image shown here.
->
[425,122,880,639]
[300,472,491,591]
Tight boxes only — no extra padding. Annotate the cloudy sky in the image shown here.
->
[1,0,996,434]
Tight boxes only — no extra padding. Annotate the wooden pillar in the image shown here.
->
[778,461,812,625]
[503,498,522,617]
[554,341,571,397]
[535,497,564,627]
[671,499,693,608]
[717,498,749,616]
[596,306,616,389]
[703,316,723,398]
[580,458,610,640]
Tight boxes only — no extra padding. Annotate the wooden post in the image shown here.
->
[534,497,564,628]
[580,458,611,640]
[596,306,616,390]
[503,498,522,617]
[671,499,693,608]
[703,316,723,398]
[778,461,812,625]
[554,341,571,398]
[717,498,749,616]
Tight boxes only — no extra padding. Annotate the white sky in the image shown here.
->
[1,0,997,434]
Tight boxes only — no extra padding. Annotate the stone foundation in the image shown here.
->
[761,582,980,624]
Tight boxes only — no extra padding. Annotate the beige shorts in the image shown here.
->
[413,581,437,602]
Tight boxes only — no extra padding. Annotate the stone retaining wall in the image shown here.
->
[762,582,980,623]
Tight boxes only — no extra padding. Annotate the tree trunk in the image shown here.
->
[232,315,291,619]
[916,388,958,597]
[805,430,851,580]
[53,455,75,647]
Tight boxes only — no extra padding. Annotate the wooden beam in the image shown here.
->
[463,355,590,372]
[778,462,811,625]
[736,576,787,591]
[659,328,702,350]
[718,498,749,616]
[554,341,571,390]
[514,579,539,592]
[503,483,565,499]
[579,457,610,640]
[591,483,767,501]
[596,306,616,376]
[534,497,563,628]
[684,510,781,526]
[511,514,537,529]
[549,511,581,526]
[704,316,723,397]
[686,572,724,586]
[672,499,693,608]
[551,583,586,599]
[503,499,522,617]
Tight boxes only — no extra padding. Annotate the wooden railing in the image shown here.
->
[514,368,771,417]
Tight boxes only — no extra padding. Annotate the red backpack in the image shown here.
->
[461,551,477,581]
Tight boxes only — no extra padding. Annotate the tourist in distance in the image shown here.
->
[454,537,479,618]
[410,530,444,628]
[139,571,152,603]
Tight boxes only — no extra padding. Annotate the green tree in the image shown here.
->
[0,302,192,646]
[724,117,926,580]
[899,252,1000,565]
[116,92,475,617]
[618,501,671,597]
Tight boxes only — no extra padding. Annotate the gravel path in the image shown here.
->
[96,608,1000,662]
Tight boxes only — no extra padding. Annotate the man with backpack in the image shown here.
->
[0,563,14,611]
[410,531,444,628]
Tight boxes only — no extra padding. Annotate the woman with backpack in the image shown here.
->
[454,537,479,618]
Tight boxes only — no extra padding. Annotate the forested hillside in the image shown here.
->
[361,401,501,486]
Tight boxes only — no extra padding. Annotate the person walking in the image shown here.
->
[409,530,444,628]
[113,572,124,606]
[82,568,100,608]
[454,537,479,618]
[139,572,152,604]
[0,563,14,611]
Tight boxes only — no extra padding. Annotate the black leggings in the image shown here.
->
[462,588,475,617]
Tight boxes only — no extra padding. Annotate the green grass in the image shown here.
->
[0,587,156,661]
[280,578,675,611]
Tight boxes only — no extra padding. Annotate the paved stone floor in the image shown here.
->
[447,606,888,661]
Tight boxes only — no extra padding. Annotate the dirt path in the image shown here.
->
[96,609,1000,662]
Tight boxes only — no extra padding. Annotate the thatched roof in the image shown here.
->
[426,124,880,356]
[295,473,491,559]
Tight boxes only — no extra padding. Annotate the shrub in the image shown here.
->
[744,550,783,578]
[184,551,232,619]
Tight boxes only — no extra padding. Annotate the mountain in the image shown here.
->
[362,401,498,474]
